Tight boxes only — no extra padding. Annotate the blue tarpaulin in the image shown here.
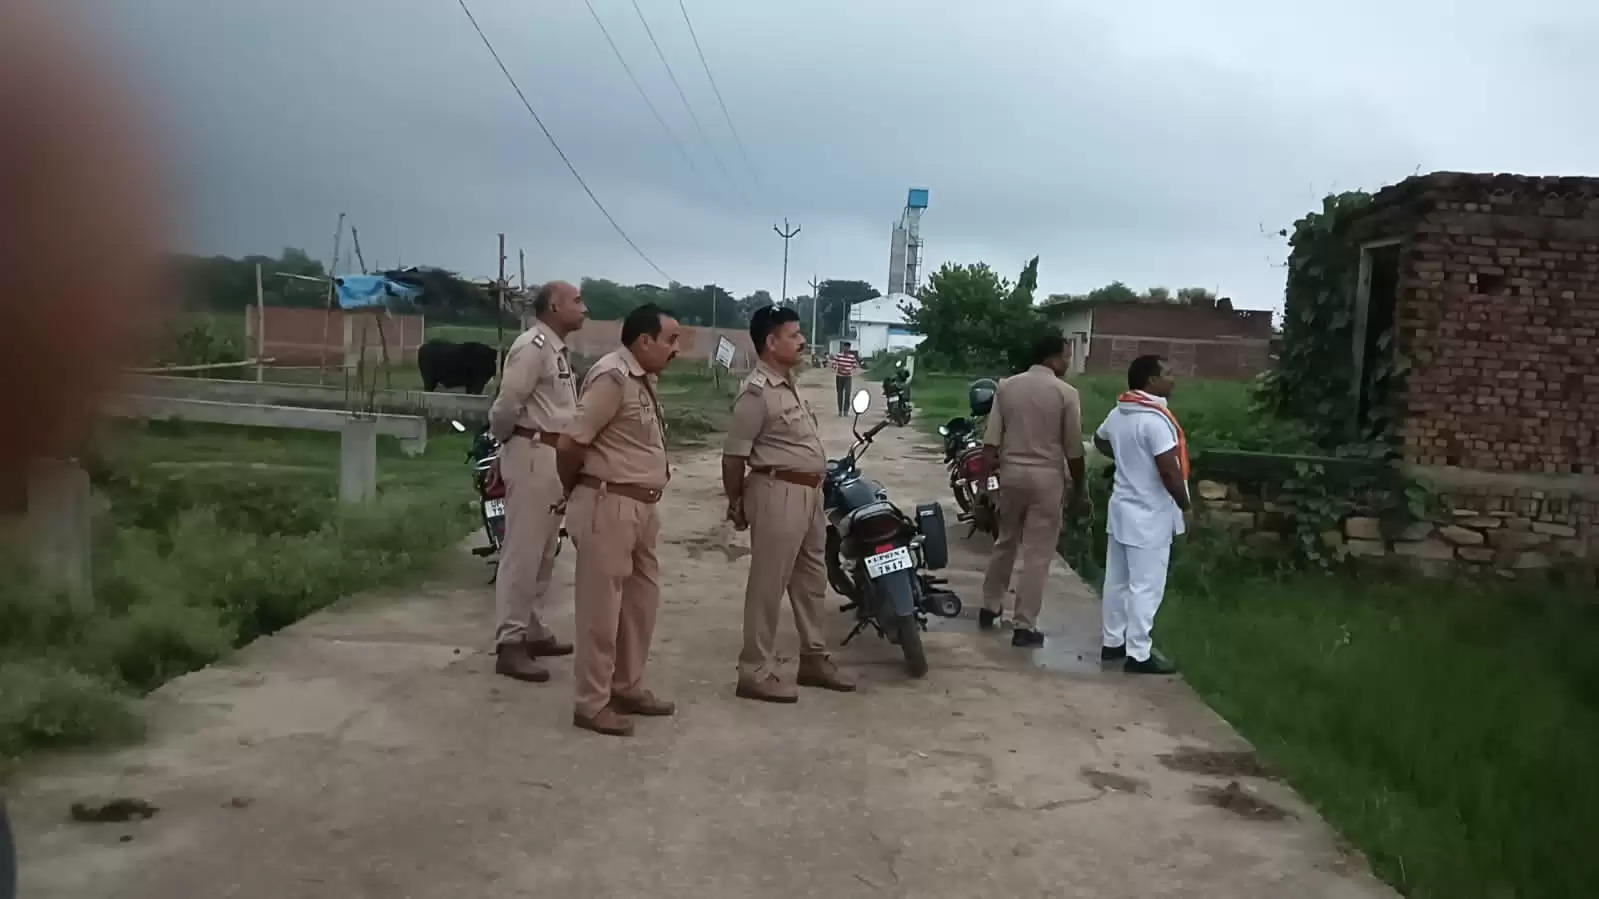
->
[334,275,423,310]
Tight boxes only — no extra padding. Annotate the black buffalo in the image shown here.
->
[417,340,497,394]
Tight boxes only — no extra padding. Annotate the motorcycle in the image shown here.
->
[936,378,1000,538]
[883,363,913,427]
[449,420,565,580]
[823,389,962,678]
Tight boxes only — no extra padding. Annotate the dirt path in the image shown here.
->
[9,371,1394,898]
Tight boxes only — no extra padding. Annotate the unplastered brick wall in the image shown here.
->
[1369,173,1599,474]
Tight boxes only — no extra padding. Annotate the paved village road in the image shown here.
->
[9,370,1394,898]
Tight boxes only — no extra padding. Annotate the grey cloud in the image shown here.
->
[80,0,1599,310]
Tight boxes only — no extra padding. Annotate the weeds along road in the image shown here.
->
[10,370,1394,899]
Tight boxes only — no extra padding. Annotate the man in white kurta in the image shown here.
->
[1094,355,1191,675]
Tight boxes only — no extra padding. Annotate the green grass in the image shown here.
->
[899,364,1599,898]
[1162,546,1599,899]
[0,420,478,774]
[895,367,1312,454]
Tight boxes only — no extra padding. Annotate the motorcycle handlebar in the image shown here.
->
[863,420,890,441]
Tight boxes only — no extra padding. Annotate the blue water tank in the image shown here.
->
[907,188,929,209]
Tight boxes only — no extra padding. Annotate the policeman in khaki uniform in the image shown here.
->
[979,333,1086,648]
[723,306,856,702]
[486,280,586,683]
[556,304,682,737]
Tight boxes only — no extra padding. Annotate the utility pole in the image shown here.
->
[773,218,800,304]
[807,274,822,346]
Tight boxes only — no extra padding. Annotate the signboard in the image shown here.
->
[713,336,736,370]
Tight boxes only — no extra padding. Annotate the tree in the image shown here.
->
[1086,281,1138,304]
[1144,286,1172,304]
[904,259,1044,371]
[1178,286,1218,308]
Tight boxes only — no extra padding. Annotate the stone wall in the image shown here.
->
[1356,172,1599,474]
[1193,451,1597,577]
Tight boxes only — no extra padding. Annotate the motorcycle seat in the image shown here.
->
[837,500,898,538]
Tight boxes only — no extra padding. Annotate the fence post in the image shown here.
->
[339,417,379,504]
[27,458,92,609]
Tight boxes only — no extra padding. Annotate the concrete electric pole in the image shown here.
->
[773,218,800,303]
[807,274,822,345]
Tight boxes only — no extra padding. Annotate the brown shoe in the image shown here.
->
[572,706,634,737]
[736,673,799,704]
[611,690,675,717]
[525,636,573,658]
[496,645,550,683]
[797,654,858,692]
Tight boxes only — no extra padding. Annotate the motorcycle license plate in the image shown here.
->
[864,546,913,579]
[483,499,506,519]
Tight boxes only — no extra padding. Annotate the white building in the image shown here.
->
[847,293,924,357]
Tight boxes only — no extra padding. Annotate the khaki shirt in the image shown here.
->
[984,365,1085,473]
[569,347,670,490]
[723,360,826,474]
[487,321,577,442]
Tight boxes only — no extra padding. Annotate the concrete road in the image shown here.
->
[9,371,1394,898]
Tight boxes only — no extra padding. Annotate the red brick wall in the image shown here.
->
[245,306,425,365]
[1085,335,1269,379]
[1385,173,1599,474]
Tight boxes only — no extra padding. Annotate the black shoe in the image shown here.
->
[1100,644,1127,662]
[978,609,1000,631]
[1124,651,1178,675]
[1011,628,1044,648]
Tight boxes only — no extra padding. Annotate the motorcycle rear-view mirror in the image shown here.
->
[851,389,872,415]
[449,420,467,433]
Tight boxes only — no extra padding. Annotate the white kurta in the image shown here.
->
[1095,395,1182,662]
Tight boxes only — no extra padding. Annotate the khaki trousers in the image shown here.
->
[493,439,563,647]
[738,475,829,681]
[569,485,662,718]
[981,465,1065,630]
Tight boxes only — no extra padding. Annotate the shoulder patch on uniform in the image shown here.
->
[743,377,766,395]
[531,332,546,348]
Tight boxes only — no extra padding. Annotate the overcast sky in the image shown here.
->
[82,0,1599,311]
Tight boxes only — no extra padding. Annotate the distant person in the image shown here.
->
[978,333,1085,647]
[485,280,587,683]
[829,341,860,416]
[1093,355,1190,675]
[556,304,682,736]
[723,306,856,702]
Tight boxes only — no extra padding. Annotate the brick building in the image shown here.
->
[1344,172,1599,475]
[1041,301,1273,378]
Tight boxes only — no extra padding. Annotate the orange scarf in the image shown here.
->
[1118,391,1189,479]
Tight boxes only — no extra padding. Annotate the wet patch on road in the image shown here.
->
[1158,745,1274,779]
[1192,781,1292,821]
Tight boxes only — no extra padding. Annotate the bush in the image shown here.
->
[0,661,143,767]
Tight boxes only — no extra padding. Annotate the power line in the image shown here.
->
[583,0,709,192]
[455,0,672,282]
[629,0,748,207]
[677,0,760,188]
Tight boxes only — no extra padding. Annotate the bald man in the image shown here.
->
[486,281,588,682]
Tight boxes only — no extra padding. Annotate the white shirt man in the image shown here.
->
[1093,355,1190,675]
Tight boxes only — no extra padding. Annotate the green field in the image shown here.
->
[899,363,1599,899]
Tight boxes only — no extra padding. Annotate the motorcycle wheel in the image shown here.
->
[896,615,928,678]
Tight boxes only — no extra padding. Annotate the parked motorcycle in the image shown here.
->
[823,389,961,678]
[883,362,913,427]
[936,378,1000,537]
[450,420,565,580]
